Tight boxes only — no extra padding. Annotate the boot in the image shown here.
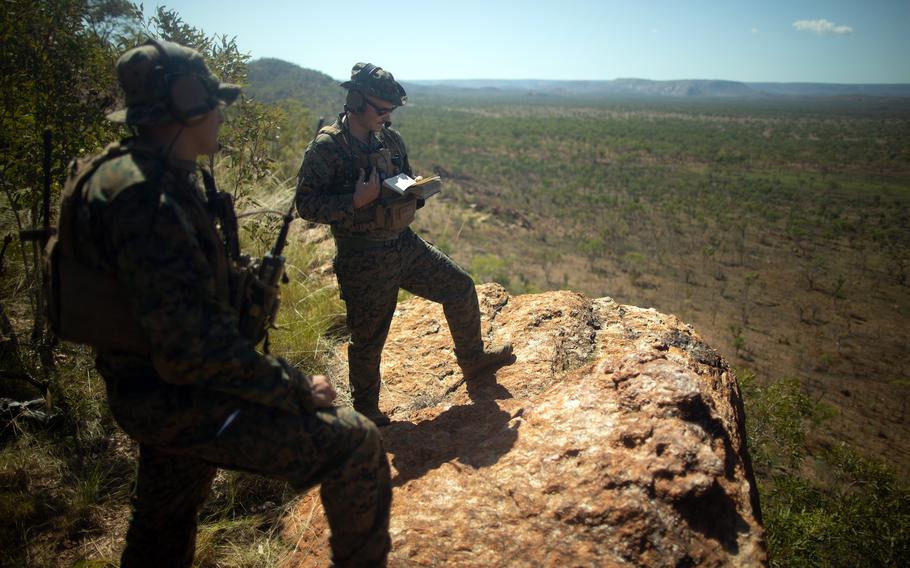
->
[458,343,515,380]
[353,401,391,427]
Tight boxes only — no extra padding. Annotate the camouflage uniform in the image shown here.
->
[296,114,485,412]
[65,41,391,567]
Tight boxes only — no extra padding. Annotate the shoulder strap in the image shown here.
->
[56,143,136,258]
[56,142,167,260]
[318,122,348,153]
[317,121,367,178]
[381,127,404,154]
[320,123,343,136]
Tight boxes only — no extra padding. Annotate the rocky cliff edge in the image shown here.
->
[284,283,767,567]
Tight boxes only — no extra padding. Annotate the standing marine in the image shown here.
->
[50,40,390,567]
[295,63,515,425]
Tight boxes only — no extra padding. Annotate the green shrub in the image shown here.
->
[739,371,909,567]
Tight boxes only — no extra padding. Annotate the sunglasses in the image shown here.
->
[364,97,396,116]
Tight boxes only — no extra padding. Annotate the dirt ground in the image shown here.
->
[415,202,910,476]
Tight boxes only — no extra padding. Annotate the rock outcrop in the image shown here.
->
[284,284,767,567]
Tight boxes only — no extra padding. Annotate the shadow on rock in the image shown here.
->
[674,481,749,555]
[466,365,514,402]
[383,382,519,487]
[674,396,752,553]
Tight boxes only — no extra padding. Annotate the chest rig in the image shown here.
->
[319,121,417,234]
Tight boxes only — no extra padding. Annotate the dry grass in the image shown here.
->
[0,171,349,565]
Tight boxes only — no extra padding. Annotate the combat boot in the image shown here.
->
[458,344,515,380]
[353,401,391,427]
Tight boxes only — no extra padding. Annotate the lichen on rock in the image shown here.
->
[284,284,767,567]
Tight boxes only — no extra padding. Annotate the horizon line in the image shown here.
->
[402,78,910,86]
[252,57,910,86]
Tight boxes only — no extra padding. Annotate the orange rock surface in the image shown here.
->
[284,284,766,567]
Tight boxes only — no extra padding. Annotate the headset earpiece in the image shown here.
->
[345,89,366,113]
[145,38,216,125]
[169,74,217,124]
[345,63,383,114]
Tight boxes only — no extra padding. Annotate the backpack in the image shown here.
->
[45,144,151,354]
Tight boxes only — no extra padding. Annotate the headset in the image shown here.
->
[344,63,381,113]
[344,63,406,114]
[146,38,219,125]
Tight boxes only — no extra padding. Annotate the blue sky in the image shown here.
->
[145,1,910,83]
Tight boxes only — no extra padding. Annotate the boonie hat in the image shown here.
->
[340,62,407,106]
[107,39,241,125]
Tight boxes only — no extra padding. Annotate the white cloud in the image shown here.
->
[751,27,759,34]
[793,19,853,36]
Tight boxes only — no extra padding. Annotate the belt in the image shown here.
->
[334,234,403,252]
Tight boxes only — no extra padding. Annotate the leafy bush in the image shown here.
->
[470,253,511,288]
[0,4,327,565]
[739,370,910,567]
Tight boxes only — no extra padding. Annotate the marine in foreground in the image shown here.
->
[50,40,390,567]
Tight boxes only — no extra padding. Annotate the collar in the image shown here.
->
[124,137,201,173]
[340,114,382,153]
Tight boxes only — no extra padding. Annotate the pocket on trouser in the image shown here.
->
[334,252,363,302]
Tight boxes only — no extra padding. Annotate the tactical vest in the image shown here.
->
[46,143,235,354]
[318,122,417,234]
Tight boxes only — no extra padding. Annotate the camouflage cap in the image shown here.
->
[107,39,241,125]
[340,63,407,106]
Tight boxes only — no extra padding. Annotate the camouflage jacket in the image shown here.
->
[75,139,313,414]
[295,114,415,241]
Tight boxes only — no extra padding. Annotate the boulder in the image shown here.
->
[283,284,766,567]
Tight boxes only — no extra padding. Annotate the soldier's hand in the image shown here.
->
[353,168,380,209]
[308,374,337,408]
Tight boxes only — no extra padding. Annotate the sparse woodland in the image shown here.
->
[1,2,908,566]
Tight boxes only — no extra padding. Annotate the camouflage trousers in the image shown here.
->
[102,371,391,568]
[334,228,483,408]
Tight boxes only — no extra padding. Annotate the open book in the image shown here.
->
[382,174,442,200]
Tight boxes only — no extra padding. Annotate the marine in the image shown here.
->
[53,40,391,567]
[295,62,515,425]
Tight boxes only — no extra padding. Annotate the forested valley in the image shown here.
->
[1,1,907,565]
